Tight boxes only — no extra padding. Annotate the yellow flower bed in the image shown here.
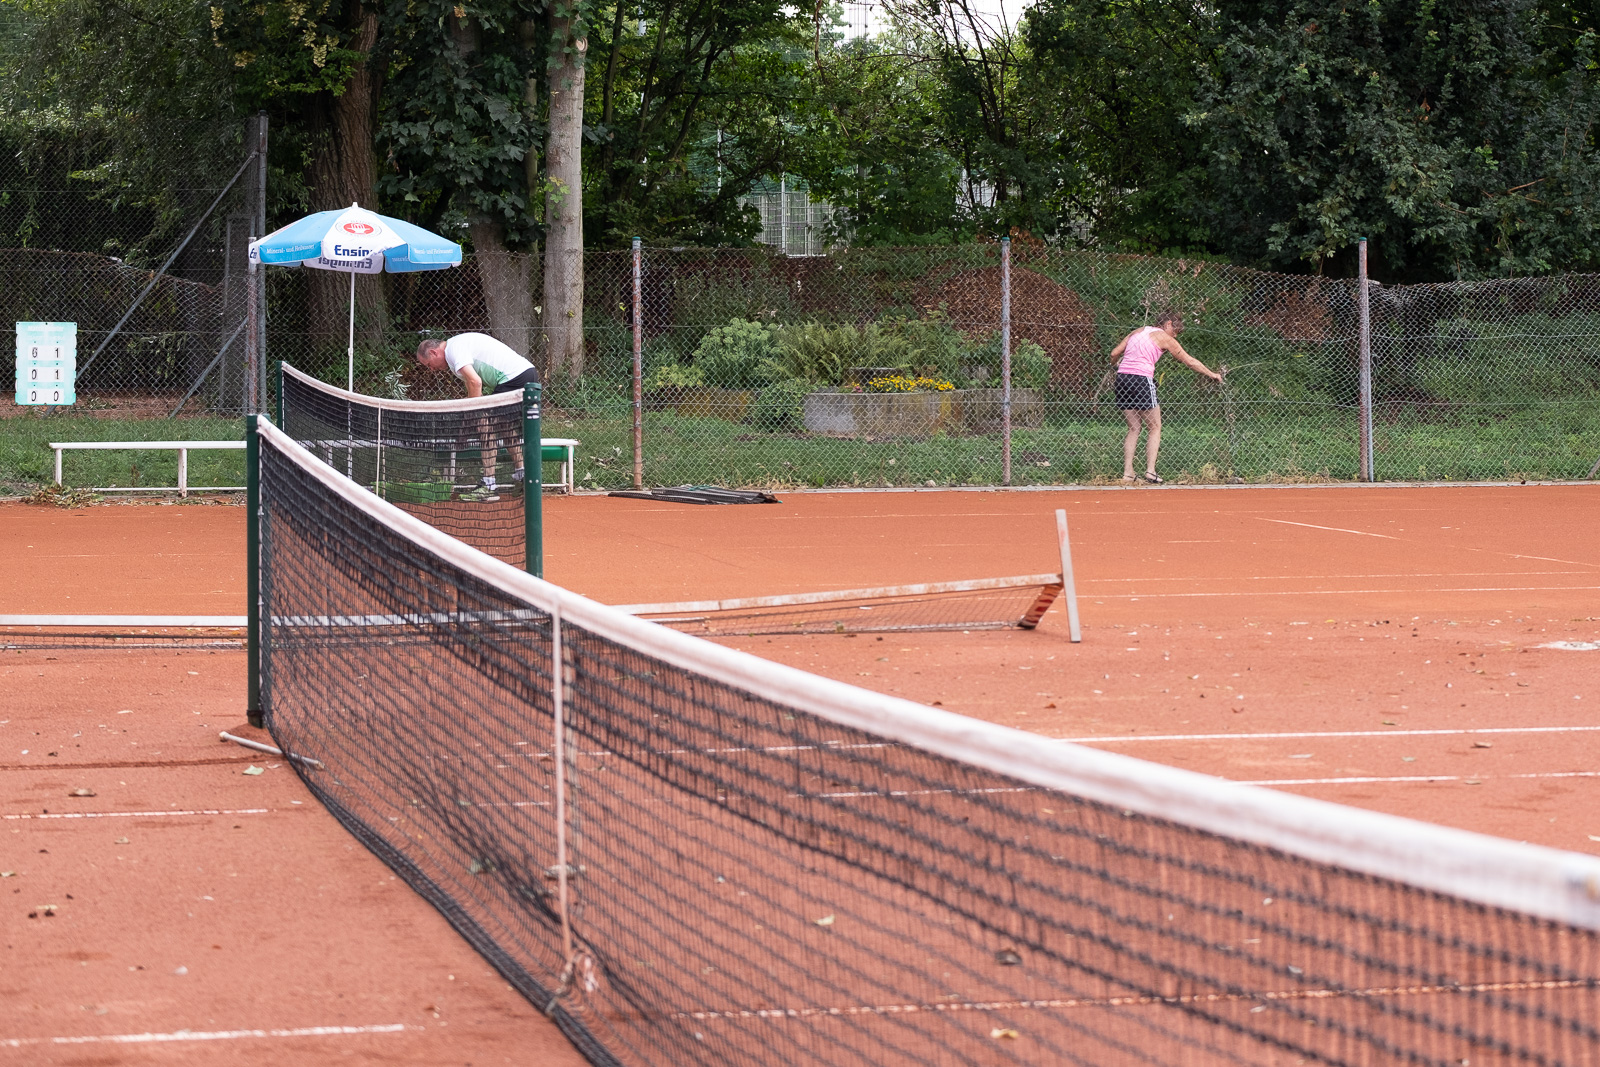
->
[865,375,956,393]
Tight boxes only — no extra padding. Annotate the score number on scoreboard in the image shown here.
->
[15,321,76,406]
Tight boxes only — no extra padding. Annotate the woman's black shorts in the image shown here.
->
[1114,372,1157,410]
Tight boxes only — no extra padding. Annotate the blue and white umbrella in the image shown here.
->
[249,203,462,388]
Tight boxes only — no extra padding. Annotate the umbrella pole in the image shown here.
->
[347,270,356,391]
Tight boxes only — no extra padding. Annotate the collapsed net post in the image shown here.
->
[255,418,1600,1067]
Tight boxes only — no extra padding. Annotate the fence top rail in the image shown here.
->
[49,441,246,450]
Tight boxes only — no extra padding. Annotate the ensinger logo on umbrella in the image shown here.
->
[342,221,377,235]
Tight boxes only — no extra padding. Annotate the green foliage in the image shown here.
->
[692,318,783,387]
[645,362,706,390]
[767,323,856,384]
[583,0,808,246]
[751,377,813,430]
[961,333,1050,389]
[1021,0,1210,252]
[377,2,545,248]
[1195,0,1600,279]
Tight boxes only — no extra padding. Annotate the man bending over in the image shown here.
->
[415,333,539,502]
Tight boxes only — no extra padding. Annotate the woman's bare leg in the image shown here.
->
[1122,409,1142,479]
[1144,406,1163,477]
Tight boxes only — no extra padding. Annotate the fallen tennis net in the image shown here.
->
[278,361,535,569]
[614,574,1067,635]
[0,615,247,650]
[254,416,1600,1067]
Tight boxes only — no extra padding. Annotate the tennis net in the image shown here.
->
[278,362,534,569]
[254,417,1600,1067]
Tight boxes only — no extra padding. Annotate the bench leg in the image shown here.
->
[54,448,62,486]
[179,448,189,498]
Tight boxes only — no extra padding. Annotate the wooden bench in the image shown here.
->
[540,438,579,493]
[50,438,579,496]
[50,441,246,497]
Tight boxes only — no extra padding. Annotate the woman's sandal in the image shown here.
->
[1119,475,1138,483]
[1143,473,1164,485]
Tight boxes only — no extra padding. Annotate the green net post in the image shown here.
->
[245,414,263,726]
[523,382,543,578]
[274,361,284,427]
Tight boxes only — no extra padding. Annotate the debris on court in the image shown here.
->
[25,484,101,508]
[67,787,95,797]
[242,765,264,775]
[990,1028,1020,1040]
[812,914,835,927]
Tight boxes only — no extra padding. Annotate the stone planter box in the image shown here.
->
[802,388,1043,438]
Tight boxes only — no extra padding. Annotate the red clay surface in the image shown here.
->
[3,484,1598,1063]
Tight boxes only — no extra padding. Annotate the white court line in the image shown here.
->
[1090,585,1600,599]
[1244,771,1600,787]
[1259,518,1398,539]
[1,1024,412,1048]
[1256,518,1600,569]
[2,807,271,821]
[1085,569,1582,583]
[1056,725,1600,744]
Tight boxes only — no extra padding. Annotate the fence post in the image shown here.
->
[245,259,259,413]
[1001,236,1012,487]
[632,236,644,489]
[254,112,269,412]
[1358,237,1373,481]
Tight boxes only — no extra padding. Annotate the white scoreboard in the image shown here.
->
[15,321,76,406]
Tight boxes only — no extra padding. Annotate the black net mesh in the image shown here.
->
[258,427,1600,1067]
[278,365,529,568]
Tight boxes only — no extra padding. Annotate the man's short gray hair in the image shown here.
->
[415,338,445,360]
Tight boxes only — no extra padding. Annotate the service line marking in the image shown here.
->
[2,807,271,821]
[1,1024,413,1048]
[1055,725,1600,745]
[1243,771,1600,787]
[1258,518,1399,539]
[1253,518,1600,569]
[1087,584,1600,599]
[1085,568,1583,584]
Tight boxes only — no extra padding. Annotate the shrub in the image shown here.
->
[692,318,782,387]
[768,323,858,384]
[645,362,705,390]
[963,332,1050,389]
[752,378,813,430]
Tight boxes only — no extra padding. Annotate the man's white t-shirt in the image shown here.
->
[443,333,536,392]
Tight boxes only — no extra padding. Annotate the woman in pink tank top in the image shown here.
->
[1108,315,1222,484]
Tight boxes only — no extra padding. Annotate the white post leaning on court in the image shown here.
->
[1001,236,1012,486]
[1358,237,1373,481]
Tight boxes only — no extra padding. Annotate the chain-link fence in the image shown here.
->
[1,114,265,491]
[263,241,1596,490]
[10,206,1600,489]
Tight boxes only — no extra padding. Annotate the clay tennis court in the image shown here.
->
[4,483,1598,1063]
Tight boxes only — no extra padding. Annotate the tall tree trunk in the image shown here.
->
[307,8,386,351]
[543,7,587,382]
[470,221,537,361]
[453,12,538,363]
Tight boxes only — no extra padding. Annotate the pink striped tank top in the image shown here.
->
[1117,326,1162,378]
